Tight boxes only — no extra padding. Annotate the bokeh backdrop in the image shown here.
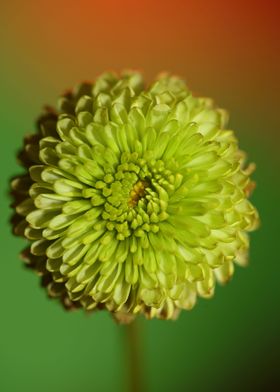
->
[1,1,279,391]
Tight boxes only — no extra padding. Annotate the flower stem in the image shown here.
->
[125,320,143,392]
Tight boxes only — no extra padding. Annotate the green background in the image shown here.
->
[1,1,279,391]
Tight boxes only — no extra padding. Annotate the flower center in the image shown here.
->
[89,152,179,241]
[128,179,150,208]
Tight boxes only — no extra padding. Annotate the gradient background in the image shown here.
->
[1,1,279,391]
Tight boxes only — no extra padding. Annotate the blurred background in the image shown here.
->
[1,1,279,391]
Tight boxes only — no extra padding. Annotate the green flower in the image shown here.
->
[11,71,259,321]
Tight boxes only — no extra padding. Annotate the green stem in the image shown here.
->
[125,320,143,392]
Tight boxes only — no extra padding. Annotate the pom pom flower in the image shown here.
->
[11,71,259,321]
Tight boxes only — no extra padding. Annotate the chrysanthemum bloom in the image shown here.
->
[11,71,259,321]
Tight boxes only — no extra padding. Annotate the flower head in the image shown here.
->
[11,71,259,321]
